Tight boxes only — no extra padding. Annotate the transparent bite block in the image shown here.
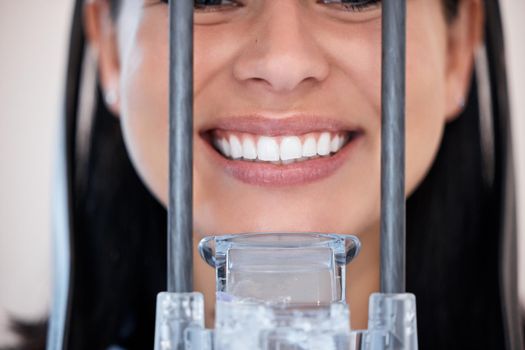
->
[201,233,360,350]
[154,233,418,350]
[199,233,361,305]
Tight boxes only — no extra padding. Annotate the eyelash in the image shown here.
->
[193,0,241,12]
[318,0,381,12]
[158,1,381,13]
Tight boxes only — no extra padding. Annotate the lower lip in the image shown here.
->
[203,134,363,186]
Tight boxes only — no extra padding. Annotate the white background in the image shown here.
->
[0,0,524,346]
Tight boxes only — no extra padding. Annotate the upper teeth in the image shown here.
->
[212,131,348,163]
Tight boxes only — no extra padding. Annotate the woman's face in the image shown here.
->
[89,0,479,237]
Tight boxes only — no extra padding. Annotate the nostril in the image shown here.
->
[249,77,268,87]
[232,42,330,93]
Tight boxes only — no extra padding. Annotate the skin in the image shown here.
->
[85,0,483,329]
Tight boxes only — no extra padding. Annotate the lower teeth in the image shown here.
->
[232,153,334,165]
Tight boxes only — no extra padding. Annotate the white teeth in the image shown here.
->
[257,136,280,161]
[229,135,243,159]
[242,137,257,160]
[330,135,341,153]
[280,136,302,161]
[317,132,331,156]
[339,134,347,148]
[214,131,350,163]
[220,139,231,157]
[213,138,222,153]
[302,137,317,157]
[214,138,231,157]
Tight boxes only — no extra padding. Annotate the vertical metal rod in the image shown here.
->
[168,0,194,293]
[380,0,407,293]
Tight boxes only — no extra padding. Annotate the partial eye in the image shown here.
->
[318,0,381,12]
[158,0,242,11]
[194,0,243,12]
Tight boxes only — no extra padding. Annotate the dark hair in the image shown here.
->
[443,0,460,22]
[16,1,523,349]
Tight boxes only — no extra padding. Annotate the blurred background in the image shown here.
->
[0,0,524,346]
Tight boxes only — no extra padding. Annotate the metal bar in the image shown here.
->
[380,0,407,294]
[168,0,194,293]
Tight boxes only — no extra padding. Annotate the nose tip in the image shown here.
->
[238,54,327,93]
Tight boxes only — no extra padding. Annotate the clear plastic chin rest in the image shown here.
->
[154,233,418,350]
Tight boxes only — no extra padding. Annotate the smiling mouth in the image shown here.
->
[201,116,364,186]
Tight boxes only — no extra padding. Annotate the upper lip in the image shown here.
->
[200,114,362,136]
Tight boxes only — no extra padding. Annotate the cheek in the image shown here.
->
[119,11,170,205]
[404,5,448,194]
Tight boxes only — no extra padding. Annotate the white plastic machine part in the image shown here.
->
[153,233,418,350]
